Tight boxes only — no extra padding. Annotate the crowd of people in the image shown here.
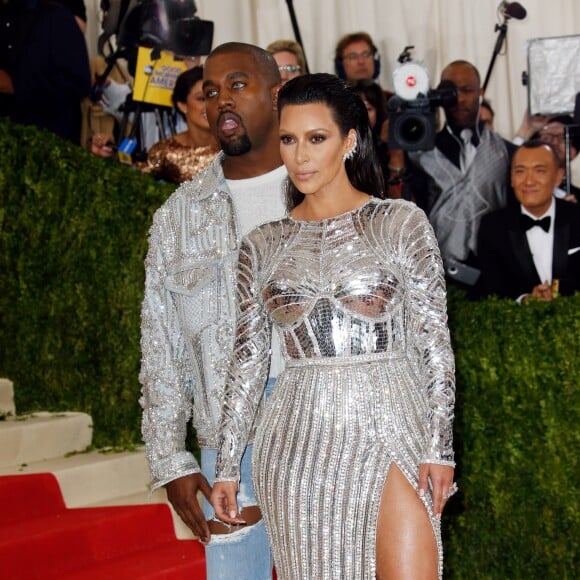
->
[2,8,579,577]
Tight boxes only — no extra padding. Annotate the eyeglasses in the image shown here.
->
[538,123,566,144]
[538,126,565,144]
[343,50,374,62]
[278,65,302,73]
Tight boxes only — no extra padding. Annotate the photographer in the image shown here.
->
[390,60,516,287]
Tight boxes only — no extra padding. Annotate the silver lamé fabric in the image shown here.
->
[139,153,285,490]
[215,198,456,579]
[409,127,510,265]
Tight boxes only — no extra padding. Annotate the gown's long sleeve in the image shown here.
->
[395,205,455,465]
[215,235,273,482]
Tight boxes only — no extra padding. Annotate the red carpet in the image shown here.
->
[0,473,206,579]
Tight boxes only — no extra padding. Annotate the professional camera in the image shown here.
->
[94,1,214,164]
[99,0,214,76]
[387,47,457,151]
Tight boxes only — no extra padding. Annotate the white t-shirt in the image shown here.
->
[227,164,288,377]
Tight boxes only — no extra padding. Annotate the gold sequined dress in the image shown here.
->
[136,136,219,184]
[215,198,455,579]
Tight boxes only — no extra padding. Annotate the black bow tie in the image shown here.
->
[520,214,551,233]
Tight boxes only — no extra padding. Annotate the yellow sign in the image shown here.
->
[133,46,188,107]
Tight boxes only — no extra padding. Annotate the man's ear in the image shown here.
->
[272,84,282,111]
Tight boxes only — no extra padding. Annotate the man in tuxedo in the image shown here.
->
[476,140,580,301]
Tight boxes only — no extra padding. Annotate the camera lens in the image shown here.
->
[389,108,436,151]
[400,115,427,144]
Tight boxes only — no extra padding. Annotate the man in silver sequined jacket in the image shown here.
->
[139,43,286,579]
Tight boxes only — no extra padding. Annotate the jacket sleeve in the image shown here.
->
[475,213,513,299]
[214,233,272,482]
[139,210,200,490]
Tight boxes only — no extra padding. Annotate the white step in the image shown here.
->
[0,378,15,416]
[0,412,92,468]
[0,447,148,504]
[0,377,198,540]
[0,446,196,540]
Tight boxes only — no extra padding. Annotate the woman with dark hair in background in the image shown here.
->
[211,73,456,579]
[135,66,219,183]
[92,66,219,184]
[350,78,392,179]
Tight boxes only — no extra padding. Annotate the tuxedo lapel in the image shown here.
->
[552,201,570,280]
[507,208,541,286]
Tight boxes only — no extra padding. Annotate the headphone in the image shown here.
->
[335,52,381,81]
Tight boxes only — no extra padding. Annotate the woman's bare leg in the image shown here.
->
[376,464,438,580]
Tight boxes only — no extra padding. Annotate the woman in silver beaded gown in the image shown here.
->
[211,74,456,579]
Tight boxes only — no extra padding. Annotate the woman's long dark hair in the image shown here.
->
[349,79,388,147]
[277,73,386,210]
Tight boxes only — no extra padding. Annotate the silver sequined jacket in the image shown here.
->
[139,153,269,490]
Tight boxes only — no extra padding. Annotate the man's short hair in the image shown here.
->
[533,114,580,152]
[515,139,562,168]
[207,42,281,86]
[442,60,481,86]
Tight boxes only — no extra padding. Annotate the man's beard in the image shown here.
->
[220,134,252,156]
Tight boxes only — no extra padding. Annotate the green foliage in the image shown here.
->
[0,120,578,575]
[0,119,173,447]
[445,288,579,578]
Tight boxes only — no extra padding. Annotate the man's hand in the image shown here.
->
[165,473,213,544]
[528,282,554,302]
[90,133,116,158]
[514,108,554,141]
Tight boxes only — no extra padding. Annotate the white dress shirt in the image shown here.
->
[521,197,556,284]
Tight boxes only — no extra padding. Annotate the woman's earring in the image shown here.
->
[343,140,357,162]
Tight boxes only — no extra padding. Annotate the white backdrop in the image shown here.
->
[85,0,580,139]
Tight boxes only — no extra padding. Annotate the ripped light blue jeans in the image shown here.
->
[200,377,276,580]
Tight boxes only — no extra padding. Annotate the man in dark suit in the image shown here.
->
[0,0,91,144]
[388,60,516,287]
[477,140,580,301]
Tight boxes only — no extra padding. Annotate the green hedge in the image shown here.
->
[445,292,579,578]
[0,120,577,575]
[0,119,173,447]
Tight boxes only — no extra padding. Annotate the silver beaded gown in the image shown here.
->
[215,198,455,579]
